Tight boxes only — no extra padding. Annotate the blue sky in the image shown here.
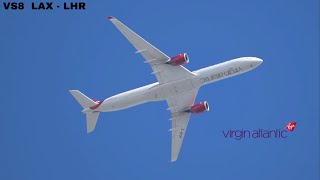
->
[1,0,319,179]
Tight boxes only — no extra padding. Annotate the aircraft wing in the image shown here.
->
[107,16,195,84]
[166,88,199,162]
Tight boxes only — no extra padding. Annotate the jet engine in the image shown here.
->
[166,53,189,66]
[189,101,209,114]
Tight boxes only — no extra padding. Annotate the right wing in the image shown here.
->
[166,88,199,162]
[107,16,195,84]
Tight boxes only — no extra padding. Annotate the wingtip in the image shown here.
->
[87,129,94,133]
[170,156,178,162]
[107,16,114,19]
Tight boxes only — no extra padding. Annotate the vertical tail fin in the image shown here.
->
[86,112,100,133]
[69,90,100,133]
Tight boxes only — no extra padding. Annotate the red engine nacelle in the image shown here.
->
[166,53,189,66]
[189,101,210,114]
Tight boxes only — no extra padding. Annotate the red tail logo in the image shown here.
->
[285,122,297,131]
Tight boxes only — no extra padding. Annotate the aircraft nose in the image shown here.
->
[254,58,263,66]
[248,57,263,67]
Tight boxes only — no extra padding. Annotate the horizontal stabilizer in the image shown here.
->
[69,90,96,108]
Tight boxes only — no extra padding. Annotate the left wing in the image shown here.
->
[107,16,195,84]
[166,89,199,162]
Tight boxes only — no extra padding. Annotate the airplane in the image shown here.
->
[70,16,263,162]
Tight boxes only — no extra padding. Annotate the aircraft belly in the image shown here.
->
[97,78,198,112]
[99,84,157,112]
[100,93,151,111]
[152,78,197,99]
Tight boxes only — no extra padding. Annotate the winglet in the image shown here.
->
[107,16,114,19]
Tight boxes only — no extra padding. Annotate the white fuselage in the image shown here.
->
[93,57,263,112]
